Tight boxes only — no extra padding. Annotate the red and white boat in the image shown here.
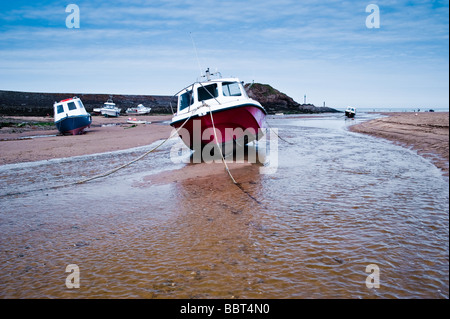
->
[170,69,267,151]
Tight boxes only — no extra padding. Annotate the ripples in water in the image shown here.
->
[0,113,448,298]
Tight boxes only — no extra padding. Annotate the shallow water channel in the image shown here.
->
[0,113,448,298]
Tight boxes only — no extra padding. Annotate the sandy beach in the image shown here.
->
[349,112,449,175]
[0,115,173,165]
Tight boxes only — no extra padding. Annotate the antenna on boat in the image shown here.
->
[189,32,203,77]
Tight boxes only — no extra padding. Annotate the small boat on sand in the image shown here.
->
[170,68,267,151]
[345,106,356,118]
[100,98,121,117]
[127,118,149,124]
[53,97,92,135]
[126,104,151,115]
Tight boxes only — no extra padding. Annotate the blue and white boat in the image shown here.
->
[53,97,92,135]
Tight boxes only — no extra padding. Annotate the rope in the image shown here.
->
[0,114,194,198]
[73,114,194,185]
[207,104,265,206]
[207,104,237,184]
[265,118,294,145]
[198,81,222,106]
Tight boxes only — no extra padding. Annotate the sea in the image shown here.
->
[334,107,449,113]
[0,111,448,299]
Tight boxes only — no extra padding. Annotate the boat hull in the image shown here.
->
[55,115,92,135]
[345,111,355,118]
[101,110,120,117]
[170,104,266,151]
[126,109,151,115]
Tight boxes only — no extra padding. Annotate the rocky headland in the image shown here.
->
[0,84,339,116]
[245,83,340,114]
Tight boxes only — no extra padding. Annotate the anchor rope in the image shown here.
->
[207,104,237,184]
[73,114,193,185]
[0,114,194,198]
[207,104,266,206]
[265,118,294,145]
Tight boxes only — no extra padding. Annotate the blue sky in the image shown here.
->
[0,0,448,109]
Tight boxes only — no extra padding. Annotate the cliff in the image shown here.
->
[245,83,340,114]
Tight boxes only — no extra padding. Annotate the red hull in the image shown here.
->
[66,125,90,135]
[171,105,266,150]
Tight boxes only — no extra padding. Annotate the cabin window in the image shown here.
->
[222,82,242,97]
[68,102,77,111]
[57,104,64,114]
[77,100,85,110]
[198,84,218,102]
[179,90,193,111]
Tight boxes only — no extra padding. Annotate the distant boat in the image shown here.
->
[345,106,356,118]
[126,104,151,115]
[53,97,92,135]
[170,68,267,151]
[100,98,121,117]
[127,118,149,124]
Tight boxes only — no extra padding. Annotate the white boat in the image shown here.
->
[100,99,121,117]
[126,104,151,115]
[53,97,92,135]
[127,118,150,124]
[345,106,356,118]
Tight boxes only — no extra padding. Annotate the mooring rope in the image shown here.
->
[0,114,194,198]
[207,104,237,184]
[265,118,294,145]
[72,114,194,185]
[207,104,267,206]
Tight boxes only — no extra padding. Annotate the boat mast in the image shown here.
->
[200,68,221,82]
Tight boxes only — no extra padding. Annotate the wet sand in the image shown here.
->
[1,112,448,299]
[350,112,449,175]
[0,115,172,165]
[1,112,449,176]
